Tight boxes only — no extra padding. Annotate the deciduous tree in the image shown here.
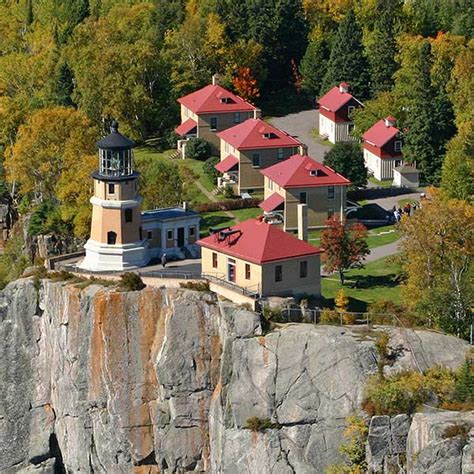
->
[323,143,367,188]
[320,216,370,284]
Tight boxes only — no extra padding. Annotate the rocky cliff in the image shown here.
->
[0,278,471,473]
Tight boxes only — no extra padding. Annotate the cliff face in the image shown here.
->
[0,278,470,473]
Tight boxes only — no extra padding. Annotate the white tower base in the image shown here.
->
[79,239,150,272]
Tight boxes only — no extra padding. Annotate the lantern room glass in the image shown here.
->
[99,148,133,177]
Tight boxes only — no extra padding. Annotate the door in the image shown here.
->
[177,227,185,247]
[227,262,236,283]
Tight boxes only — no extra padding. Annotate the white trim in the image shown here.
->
[90,196,143,209]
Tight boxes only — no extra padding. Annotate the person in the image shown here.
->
[161,253,167,269]
[405,202,411,216]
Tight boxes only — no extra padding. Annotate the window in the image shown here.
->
[348,123,354,133]
[269,179,273,191]
[108,183,115,194]
[348,105,355,115]
[394,140,402,152]
[245,264,251,280]
[125,208,133,223]
[147,231,152,240]
[275,265,282,282]
[210,117,218,131]
[212,252,218,268]
[328,207,335,218]
[107,231,117,245]
[395,160,402,167]
[300,261,308,278]
[299,192,307,204]
[252,153,260,168]
[234,112,241,124]
[328,186,335,199]
[277,148,284,160]
[167,229,173,240]
[225,141,229,153]
[139,227,142,240]
[189,226,195,237]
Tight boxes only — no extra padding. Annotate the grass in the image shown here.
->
[369,176,393,189]
[199,207,263,236]
[321,256,402,312]
[310,127,333,147]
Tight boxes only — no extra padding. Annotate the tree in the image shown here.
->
[323,143,368,188]
[4,107,97,237]
[137,159,183,210]
[320,216,370,284]
[321,9,371,100]
[299,28,330,97]
[203,156,220,185]
[185,138,212,161]
[441,121,474,202]
[232,67,260,103]
[398,189,473,339]
[454,359,474,403]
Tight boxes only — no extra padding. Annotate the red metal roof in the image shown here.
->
[217,119,301,150]
[175,118,197,136]
[318,85,356,112]
[178,84,256,114]
[259,193,284,213]
[197,219,321,264]
[363,119,400,148]
[215,154,239,173]
[261,154,351,188]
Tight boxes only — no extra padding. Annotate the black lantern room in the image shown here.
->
[95,120,136,179]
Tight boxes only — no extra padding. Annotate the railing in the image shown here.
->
[205,273,260,298]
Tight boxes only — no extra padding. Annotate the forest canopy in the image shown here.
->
[0,0,472,237]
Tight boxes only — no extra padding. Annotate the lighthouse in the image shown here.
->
[80,121,149,271]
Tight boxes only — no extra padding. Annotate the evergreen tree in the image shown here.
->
[300,30,330,98]
[364,0,401,94]
[53,60,75,107]
[323,143,368,188]
[321,10,371,100]
[26,0,33,26]
[454,360,474,403]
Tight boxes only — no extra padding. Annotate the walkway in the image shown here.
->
[270,109,331,161]
[194,181,237,221]
[365,240,400,263]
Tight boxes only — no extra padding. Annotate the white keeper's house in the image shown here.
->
[317,82,363,144]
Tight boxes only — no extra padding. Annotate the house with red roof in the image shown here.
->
[363,116,404,181]
[175,76,258,152]
[259,154,351,231]
[215,118,304,195]
[198,218,321,306]
[318,82,363,144]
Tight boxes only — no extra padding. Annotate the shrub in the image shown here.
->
[424,366,457,404]
[0,234,31,289]
[262,307,284,322]
[222,186,235,199]
[368,300,412,326]
[339,416,368,471]
[453,360,474,403]
[185,138,212,161]
[179,280,210,291]
[118,272,146,291]
[203,156,220,185]
[48,270,77,281]
[320,308,340,325]
[442,424,469,441]
[244,417,278,432]
[343,313,356,325]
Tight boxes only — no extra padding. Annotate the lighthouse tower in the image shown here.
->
[80,121,149,271]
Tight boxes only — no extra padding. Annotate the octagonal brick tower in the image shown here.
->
[80,120,149,271]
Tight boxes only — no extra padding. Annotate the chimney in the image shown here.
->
[297,204,308,242]
[339,82,349,93]
[298,144,308,156]
[385,116,396,127]
[253,108,262,119]
[212,73,220,86]
[182,201,188,211]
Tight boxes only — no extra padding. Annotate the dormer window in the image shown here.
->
[394,140,402,152]
[310,169,326,177]
[220,97,235,104]
[263,132,278,139]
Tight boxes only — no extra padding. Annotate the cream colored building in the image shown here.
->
[215,118,304,195]
[259,154,351,231]
[198,219,321,306]
[175,76,257,152]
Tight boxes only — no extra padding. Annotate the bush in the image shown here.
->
[368,300,412,326]
[320,308,340,324]
[118,272,146,291]
[195,198,261,213]
[179,280,210,291]
[244,417,278,432]
[262,307,284,322]
[453,359,474,403]
[343,313,356,325]
[185,138,212,161]
[203,156,220,185]
[0,234,31,289]
[442,424,469,441]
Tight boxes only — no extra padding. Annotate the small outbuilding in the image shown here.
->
[392,165,421,188]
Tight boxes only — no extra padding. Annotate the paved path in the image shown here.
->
[364,240,400,263]
[194,181,237,221]
[367,192,423,211]
[271,109,331,162]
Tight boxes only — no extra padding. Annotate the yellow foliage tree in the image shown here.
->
[4,106,97,237]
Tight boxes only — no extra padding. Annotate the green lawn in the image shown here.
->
[369,176,393,188]
[321,256,402,312]
[310,127,333,147]
[199,207,263,236]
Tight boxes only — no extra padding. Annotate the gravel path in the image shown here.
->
[271,109,331,162]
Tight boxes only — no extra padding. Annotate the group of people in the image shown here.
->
[391,202,419,223]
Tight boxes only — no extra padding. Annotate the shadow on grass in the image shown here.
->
[199,214,233,237]
[350,274,400,290]
[352,203,389,220]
